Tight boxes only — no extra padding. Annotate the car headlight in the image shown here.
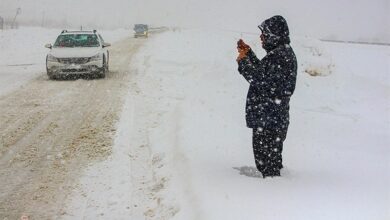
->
[90,54,103,61]
[47,54,58,62]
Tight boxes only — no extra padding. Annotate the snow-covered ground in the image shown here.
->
[0,27,388,219]
[119,29,389,219]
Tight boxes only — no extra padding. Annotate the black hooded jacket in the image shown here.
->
[238,16,297,130]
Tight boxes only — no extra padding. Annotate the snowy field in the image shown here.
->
[122,29,389,220]
[0,27,389,219]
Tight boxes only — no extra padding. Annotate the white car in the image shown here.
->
[45,30,111,79]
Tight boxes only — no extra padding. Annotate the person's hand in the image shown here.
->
[237,49,248,61]
[237,39,250,50]
[236,39,250,62]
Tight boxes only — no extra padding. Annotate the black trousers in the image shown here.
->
[252,127,287,176]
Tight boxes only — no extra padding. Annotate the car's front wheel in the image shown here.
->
[106,52,109,72]
[97,56,107,78]
[46,57,56,80]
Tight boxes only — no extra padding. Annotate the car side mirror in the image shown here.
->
[102,43,111,48]
[45,44,52,49]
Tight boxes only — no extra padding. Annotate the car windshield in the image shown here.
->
[134,24,148,32]
[53,34,100,48]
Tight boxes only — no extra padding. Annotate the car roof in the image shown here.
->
[60,30,99,35]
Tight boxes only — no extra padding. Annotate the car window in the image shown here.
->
[53,34,100,48]
[134,24,147,32]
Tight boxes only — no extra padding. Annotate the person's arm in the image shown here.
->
[247,49,261,66]
[236,40,268,90]
[237,52,267,88]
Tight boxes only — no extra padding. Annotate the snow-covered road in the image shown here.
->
[0,30,144,219]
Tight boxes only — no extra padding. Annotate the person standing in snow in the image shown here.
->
[236,15,297,178]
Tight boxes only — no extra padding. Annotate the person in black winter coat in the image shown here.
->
[236,15,297,178]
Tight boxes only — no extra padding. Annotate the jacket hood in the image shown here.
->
[258,15,290,52]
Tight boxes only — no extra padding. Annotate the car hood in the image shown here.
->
[49,47,101,58]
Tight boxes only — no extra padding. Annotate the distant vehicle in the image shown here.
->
[45,30,111,79]
[133,24,148,38]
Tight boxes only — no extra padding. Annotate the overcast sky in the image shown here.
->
[1,0,389,42]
